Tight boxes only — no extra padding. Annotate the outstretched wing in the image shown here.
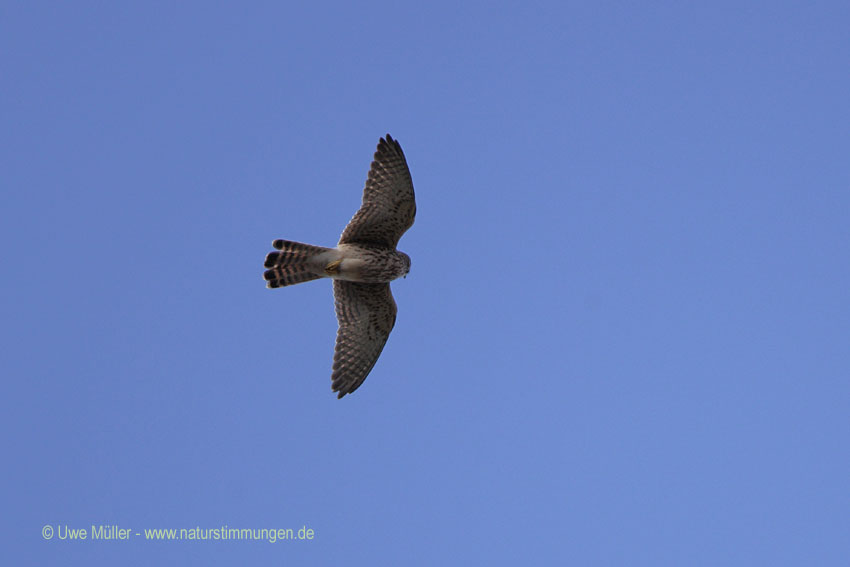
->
[331,280,397,398]
[339,134,416,248]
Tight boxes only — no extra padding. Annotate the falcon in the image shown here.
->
[263,134,416,398]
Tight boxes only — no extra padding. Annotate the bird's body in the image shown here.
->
[331,244,411,282]
[263,134,416,398]
[265,241,410,286]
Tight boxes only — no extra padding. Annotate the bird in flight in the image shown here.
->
[264,134,416,398]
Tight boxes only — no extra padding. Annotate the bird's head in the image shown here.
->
[399,251,411,279]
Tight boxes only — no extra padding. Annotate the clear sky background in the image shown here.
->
[3,2,849,565]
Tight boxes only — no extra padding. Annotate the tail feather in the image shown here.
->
[263,239,331,288]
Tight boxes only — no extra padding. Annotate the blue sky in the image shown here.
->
[3,1,849,565]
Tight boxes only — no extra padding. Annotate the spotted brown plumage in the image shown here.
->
[263,134,415,398]
[331,281,398,396]
[339,135,416,248]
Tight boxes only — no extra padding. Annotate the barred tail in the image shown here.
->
[263,239,330,288]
